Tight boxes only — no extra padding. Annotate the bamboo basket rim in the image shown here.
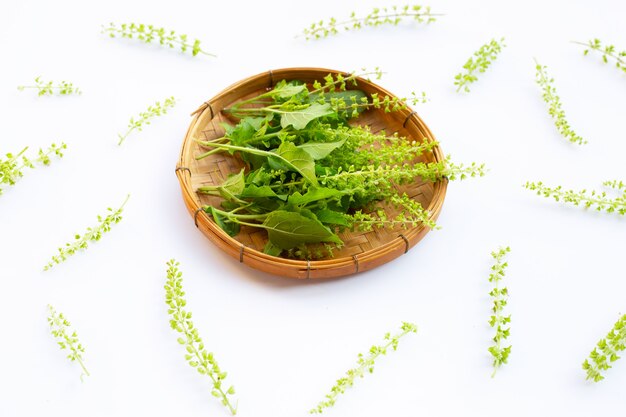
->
[176,67,448,279]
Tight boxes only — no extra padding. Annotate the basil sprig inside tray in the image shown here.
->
[196,71,483,259]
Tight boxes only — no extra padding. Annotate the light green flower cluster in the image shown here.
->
[0,142,66,195]
[488,246,512,377]
[165,260,238,415]
[454,38,506,93]
[310,322,417,414]
[303,5,438,40]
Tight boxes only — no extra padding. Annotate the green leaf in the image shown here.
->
[297,208,319,220]
[226,118,259,145]
[262,210,342,249]
[263,240,283,257]
[297,139,346,160]
[248,198,283,212]
[288,186,344,206]
[240,184,287,200]
[270,83,307,99]
[280,103,333,130]
[220,200,240,211]
[208,206,240,237]
[219,169,245,198]
[314,208,350,226]
[269,142,318,185]
[241,151,267,171]
[243,116,268,131]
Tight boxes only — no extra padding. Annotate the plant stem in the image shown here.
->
[196,142,270,158]
[572,40,626,65]
[118,131,132,146]
[10,147,29,165]
[196,132,283,159]
[268,180,305,189]
[22,146,58,170]
[229,92,276,108]
[222,107,284,116]
[195,147,223,159]
[77,357,90,378]
[209,206,268,222]
[228,204,253,215]
[14,145,57,172]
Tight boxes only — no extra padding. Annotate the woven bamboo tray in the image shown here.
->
[176,68,447,279]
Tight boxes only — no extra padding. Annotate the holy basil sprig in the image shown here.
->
[197,73,484,259]
[118,96,176,145]
[221,70,426,122]
[573,39,626,74]
[17,77,81,96]
[102,23,215,57]
[44,195,130,270]
[488,246,512,377]
[302,5,439,40]
[165,259,237,414]
[0,142,66,195]
[454,38,506,93]
[583,314,626,382]
[534,59,586,145]
[310,322,417,414]
[524,180,626,215]
[47,305,90,380]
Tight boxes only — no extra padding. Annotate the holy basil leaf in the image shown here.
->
[244,116,268,131]
[219,169,245,199]
[280,103,333,130]
[270,83,307,99]
[246,167,273,186]
[220,201,239,211]
[288,186,344,207]
[267,155,290,172]
[227,119,257,145]
[269,142,318,185]
[240,184,287,201]
[263,240,283,257]
[228,116,272,146]
[314,209,350,226]
[249,198,283,212]
[327,195,352,213]
[241,152,267,171]
[262,210,342,250]
[298,208,318,221]
[315,165,334,176]
[297,139,346,160]
[207,207,240,237]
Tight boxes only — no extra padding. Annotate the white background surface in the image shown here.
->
[1,0,626,416]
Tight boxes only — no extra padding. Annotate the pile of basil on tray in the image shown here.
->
[196,72,484,259]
